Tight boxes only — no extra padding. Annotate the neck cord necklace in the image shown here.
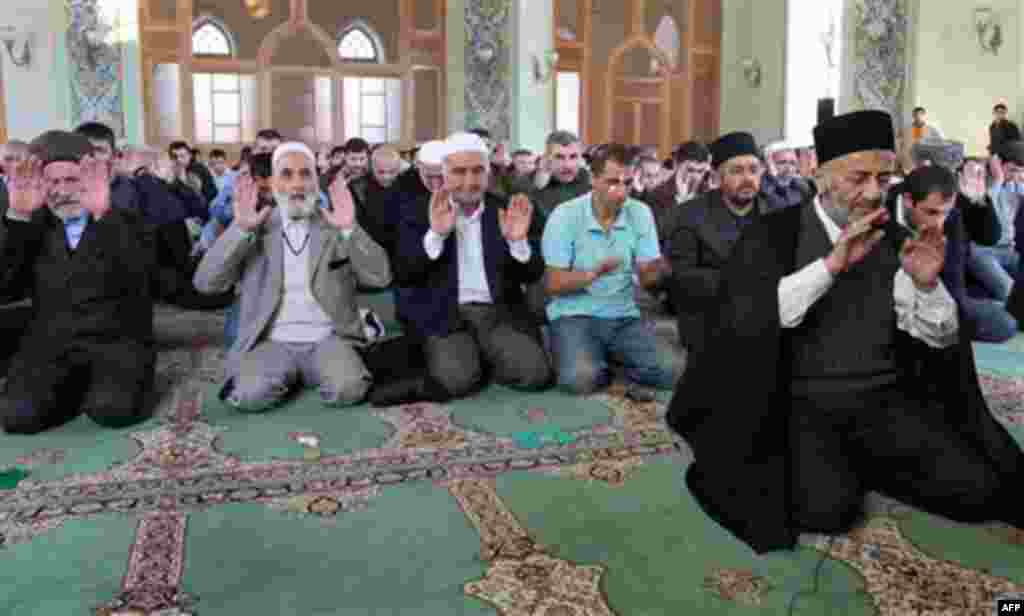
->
[282,226,311,256]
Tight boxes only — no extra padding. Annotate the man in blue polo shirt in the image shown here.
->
[542,143,675,401]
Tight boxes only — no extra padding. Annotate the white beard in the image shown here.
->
[275,191,318,220]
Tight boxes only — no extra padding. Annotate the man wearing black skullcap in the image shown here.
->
[0,131,173,434]
[663,131,784,353]
[667,110,1024,553]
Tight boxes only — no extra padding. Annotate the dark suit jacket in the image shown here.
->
[0,207,170,362]
[349,175,402,258]
[393,192,545,339]
[0,181,8,218]
[665,190,779,351]
[990,120,1022,154]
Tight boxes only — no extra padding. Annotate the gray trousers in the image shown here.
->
[425,303,552,399]
[228,334,371,413]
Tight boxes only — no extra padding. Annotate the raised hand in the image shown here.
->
[79,155,112,220]
[324,173,356,231]
[900,224,946,290]
[958,170,986,203]
[428,187,455,236]
[499,193,533,241]
[6,157,47,217]
[824,207,889,275]
[232,174,271,232]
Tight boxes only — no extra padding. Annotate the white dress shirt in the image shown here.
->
[268,211,335,343]
[777,198,959,349]
[423,199,531,305]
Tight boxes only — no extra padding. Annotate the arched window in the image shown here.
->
[652,15,680,73]
[337,21,384,63]
[192,18,234,57]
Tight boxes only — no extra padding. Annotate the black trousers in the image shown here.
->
[1,342,155,434]
[789,384,1015,533]
[423,303,552,399]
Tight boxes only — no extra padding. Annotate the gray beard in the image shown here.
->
[48,201,84,221]
[274,192,318,219]
[819,195,851,228]
[775,174,795,187]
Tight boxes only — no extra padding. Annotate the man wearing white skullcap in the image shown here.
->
[392,132,552,400]
[195,141,392,412]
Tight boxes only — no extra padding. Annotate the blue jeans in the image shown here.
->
[968,245,1020,302]
[550,316,675,394]
[963,297,1019,343]
[224,299,240,350]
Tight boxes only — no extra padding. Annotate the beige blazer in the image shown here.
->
[193,211,392,391]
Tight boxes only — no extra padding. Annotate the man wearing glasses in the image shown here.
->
[542,144,676,402]
[665,132,781,354]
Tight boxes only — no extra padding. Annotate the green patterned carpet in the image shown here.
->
[1,302,1023,615]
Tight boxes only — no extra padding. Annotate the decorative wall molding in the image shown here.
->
[66,0,128,137]
[464,0,511,140]
[850,0,908,132]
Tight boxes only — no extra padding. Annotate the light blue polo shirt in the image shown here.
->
[542,193,660,320]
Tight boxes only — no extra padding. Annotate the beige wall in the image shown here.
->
[908,0,1020,156]
[718,0,786,145]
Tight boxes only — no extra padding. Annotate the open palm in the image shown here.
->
[80,156,111,219]
[325,174,356,230]
[499,194,533,241]
[7,158,47,217]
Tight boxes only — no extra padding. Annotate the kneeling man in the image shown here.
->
[543,144,675,401]
[1,131,164,433]
[394,132,552,400]
[668,110,1024,553]
[195,142,392,412]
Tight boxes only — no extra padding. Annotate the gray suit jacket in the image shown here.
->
[193,211,392,392]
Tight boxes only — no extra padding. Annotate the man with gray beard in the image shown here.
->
[669,111,1024,553]
[194,142,392,412]
[761,140,815,209]
[0,131,172,434]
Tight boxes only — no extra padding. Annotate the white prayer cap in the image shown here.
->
[443,132,490,160]
[272,141,318,174]
[763,140,797,155]
[417,140,447,166]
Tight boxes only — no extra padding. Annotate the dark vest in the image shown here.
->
[787,204,900,396]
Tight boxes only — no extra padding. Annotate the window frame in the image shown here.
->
[337,20,386,64]
[191,16,236,58]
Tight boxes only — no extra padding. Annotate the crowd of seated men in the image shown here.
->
[1,117,1022,435]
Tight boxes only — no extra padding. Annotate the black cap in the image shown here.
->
[29,130,94,168]
[813,110,895,165]
[709,132,759,168]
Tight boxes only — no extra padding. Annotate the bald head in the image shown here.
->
[371,146,402,187]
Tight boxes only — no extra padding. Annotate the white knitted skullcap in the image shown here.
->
[272,141,317,174]
[417,140,448,166]
[443,132,489,160]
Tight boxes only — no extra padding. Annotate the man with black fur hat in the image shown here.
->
[663,131,786,353]
[0,131,173,434]
[668,110,1024,554]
